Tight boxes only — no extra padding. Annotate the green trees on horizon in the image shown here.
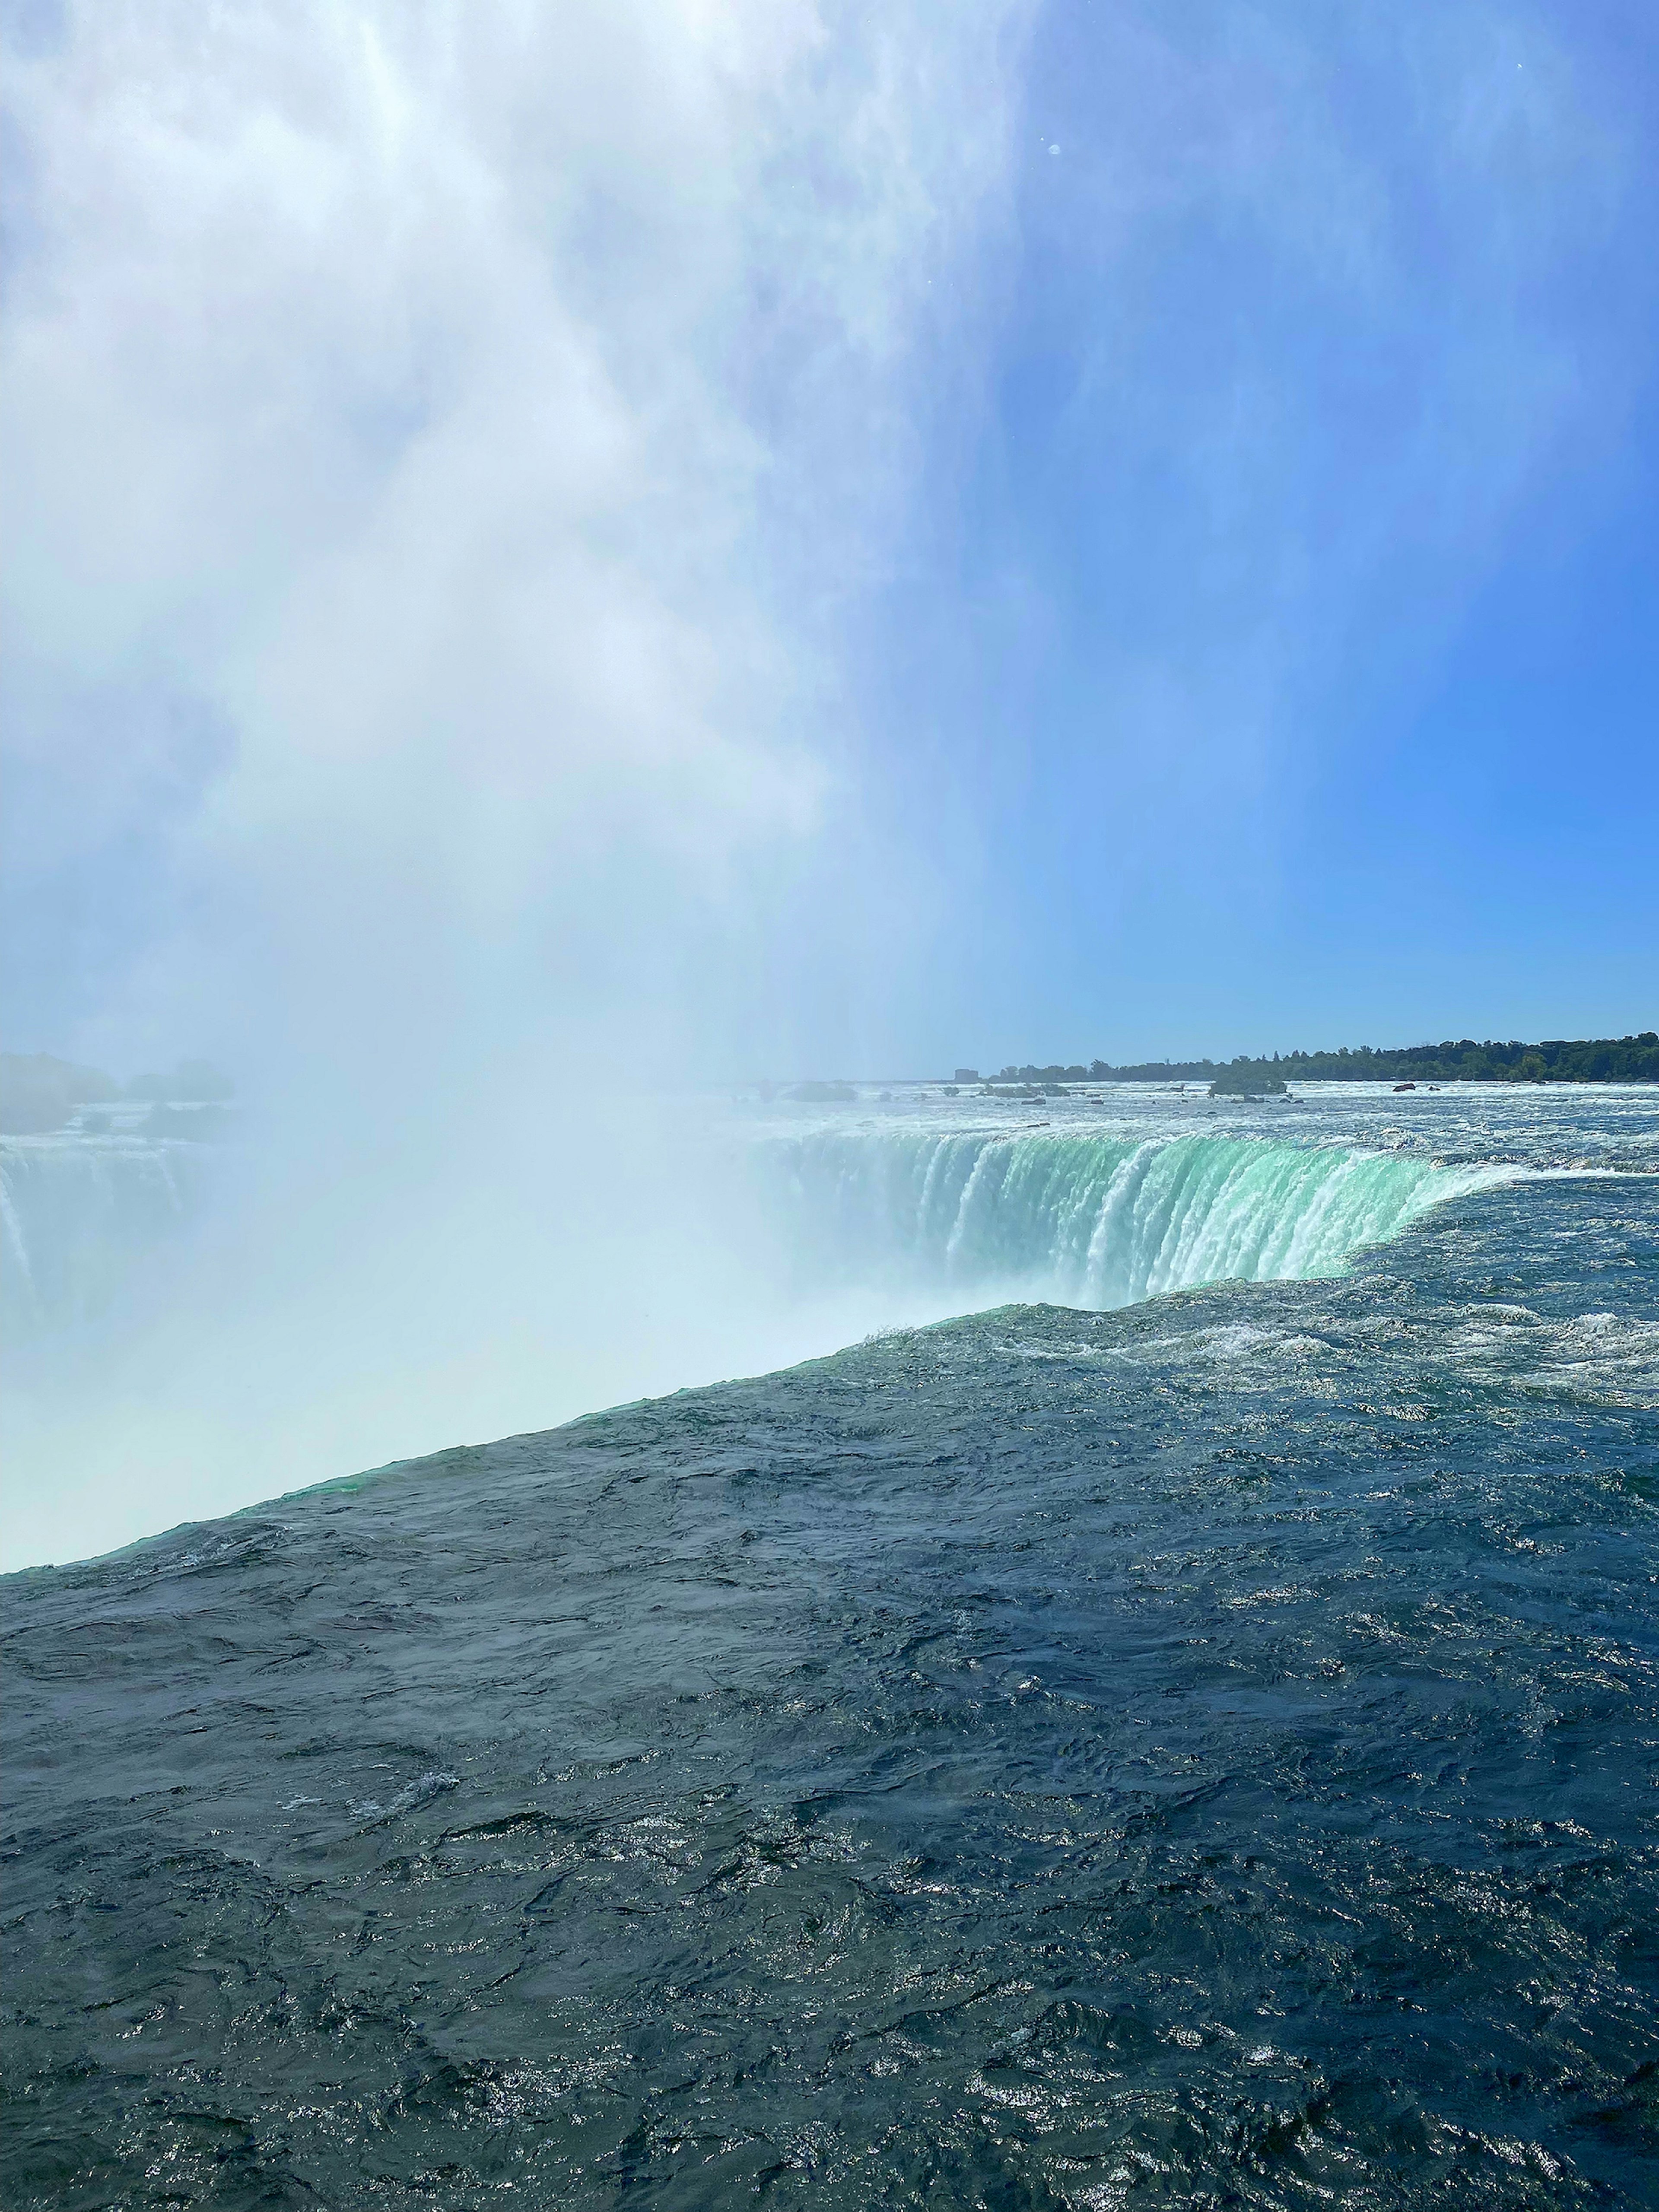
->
[0,1054,237,1135]
[993,1033,1659,1089]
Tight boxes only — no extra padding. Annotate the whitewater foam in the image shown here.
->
[763,1128,1518,1308]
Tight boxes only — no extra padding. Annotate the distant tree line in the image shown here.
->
[995,1033,1659,1089]
[0,1054,235,1134]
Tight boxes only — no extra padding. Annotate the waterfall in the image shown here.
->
[760,1128,1512,1308]
[3,1122,1519,1349]
[0,1136,212,1332]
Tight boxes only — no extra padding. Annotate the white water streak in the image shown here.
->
[768,1130,1516,1309]
[1,1138,205,1329]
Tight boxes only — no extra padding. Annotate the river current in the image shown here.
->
[3,1084,1658,2206]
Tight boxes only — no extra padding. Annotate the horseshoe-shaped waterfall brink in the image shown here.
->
[6,1086,1659,2209]
[760,1127,1519,1306]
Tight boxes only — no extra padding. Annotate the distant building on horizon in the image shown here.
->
[954,1068,979,1084]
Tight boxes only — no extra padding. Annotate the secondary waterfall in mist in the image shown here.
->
[763,1128,1511,1307]
[0,1138,208,1332]
[5,1121,1517,1354]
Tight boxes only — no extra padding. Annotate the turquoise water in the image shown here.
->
[3,1086,1657,2205]
[762,1125,1515,1303]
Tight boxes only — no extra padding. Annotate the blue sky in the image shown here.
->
[2,0,1654,1083]
[871,0,1659,1068]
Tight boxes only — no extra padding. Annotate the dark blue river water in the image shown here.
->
[4,1106,1658,2207]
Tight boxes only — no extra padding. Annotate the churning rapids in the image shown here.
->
[4,1084,1658,2208]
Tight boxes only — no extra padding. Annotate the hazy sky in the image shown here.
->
[4,0,1655,1083]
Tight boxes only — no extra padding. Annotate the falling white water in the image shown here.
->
[3,1121,1521,1346]
[0,1137,212,1332]
[0,1091,1617,1573]
[759,1129,1518,1307]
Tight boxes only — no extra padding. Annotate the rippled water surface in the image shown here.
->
[4,1089,1659,2206]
